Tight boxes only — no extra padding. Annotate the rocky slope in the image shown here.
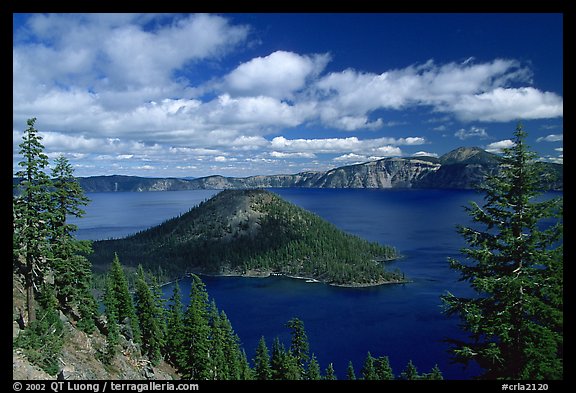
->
[12,274,178,380]
[14,146,559,193]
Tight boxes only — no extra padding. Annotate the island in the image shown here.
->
[89,189,405,287]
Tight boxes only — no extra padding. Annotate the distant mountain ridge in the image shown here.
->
[20,147,560,192]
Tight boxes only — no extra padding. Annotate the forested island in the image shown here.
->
[89,189,403,287]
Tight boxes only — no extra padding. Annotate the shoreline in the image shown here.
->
[164,268,410,288]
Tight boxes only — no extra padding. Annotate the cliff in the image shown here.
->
[15,146,561,192]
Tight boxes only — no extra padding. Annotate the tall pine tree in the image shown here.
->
[253,336,272,380]
[13,118,55,323]
[442,124,563,379]
[50,155,97,332]
[165,282,186,371]
[181,274,211,380]
[106,254,141,344]
[134,265,165,366]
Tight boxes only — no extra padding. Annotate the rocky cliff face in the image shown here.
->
[314,158,441,188]
[69,147,562,192]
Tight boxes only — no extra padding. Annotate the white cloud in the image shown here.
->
[485,139,515,153]
[312,60,561,126]
[454,126,488,140]
[449,87,563,122]
[536,134,563,142]
[412,151,439,158]
[224,51,330,99]
[269,151,317,159]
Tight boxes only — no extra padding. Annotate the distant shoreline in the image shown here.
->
[163,268,410,288]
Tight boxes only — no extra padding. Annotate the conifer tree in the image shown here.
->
[346,360,356,380]
[13,118,55,323]
[375,355,394,380]
[361,352,378,380]
[101,275,120,364]
[400,360,419,380]
[106,254,141,343]
[442,124,563,379]
[425,364,443,380]
[324,363,337,380]
[181,274,211,379]
[270,337,301,380]
[49,155,96,332]
[254,336,272,380]
[134,265,164,366]
[305,353,322,380]
[286,317,310,375]
[165,282,186,370]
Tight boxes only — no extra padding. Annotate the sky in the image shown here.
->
[12,13,564,178]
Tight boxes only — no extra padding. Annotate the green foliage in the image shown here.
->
[14,284,64,375]
[253,336,272,380]
[270,337,301,380]
[134,266,165,366]
[375,355,394,380]
[286,317,309,374]
[400,359,420,380]
[324,363,337,380]
[305,353,322,380]
[13,118,55,322]
[442,124,563,380]
[346,360,356,380]
[181,274,212,379]
[361,352,378,380]
[424,364,443,380]
[164,282,186,371]
[90,189,402,286]
[106,254,141,344]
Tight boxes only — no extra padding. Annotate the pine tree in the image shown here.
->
[253,336,272,380]
[375,355,394,380]
[181,274,211,379]
[134,265,164,366]
[346,360,356,380]
[165,282,186,371]
[286,317,310,375]
[442,124,563,379]
[106,254,141,344]
[305,353,322,380]
[49,155,96,332]
[13,118,55,323]
[270,337,301,380]
[324,363,337,380]
[425,364,443,380]
[101,275,120,364]
[361,352,378,380]
[400,360,419,380]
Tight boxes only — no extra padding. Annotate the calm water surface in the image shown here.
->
[73,188,500,379]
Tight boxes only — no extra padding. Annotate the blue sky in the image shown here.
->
[12,13,563,178]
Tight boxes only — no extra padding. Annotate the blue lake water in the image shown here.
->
[71,188,559,379]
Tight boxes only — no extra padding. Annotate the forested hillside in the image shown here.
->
[90,189,402,286]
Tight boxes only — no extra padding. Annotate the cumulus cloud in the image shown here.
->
[224,50,330,99]
[536,134,563,142]
[485,139,515,153]
[12,14,563,177]
[312,59,562,127]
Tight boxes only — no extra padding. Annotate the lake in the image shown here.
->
[71,187,554,379]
